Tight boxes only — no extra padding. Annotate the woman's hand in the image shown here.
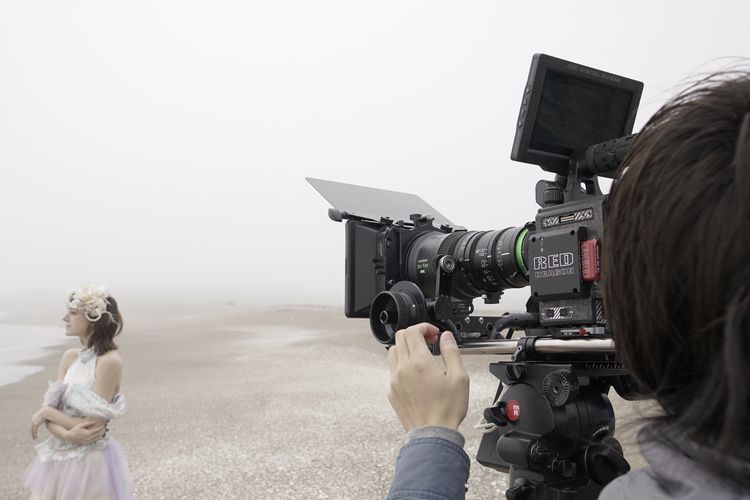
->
[65,419,108,445]
[30,407,49,440]
[387,323,470,432]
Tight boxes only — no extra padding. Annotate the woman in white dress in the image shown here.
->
[24,285,133,500]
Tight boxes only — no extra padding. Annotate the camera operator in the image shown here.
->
[386,72,750,499]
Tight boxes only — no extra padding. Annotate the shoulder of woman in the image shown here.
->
[56,348,81,380]
[61,348,79,364]
[96,351,124,373]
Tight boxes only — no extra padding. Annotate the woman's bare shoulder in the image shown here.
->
[97,350,124,371]
[61,348,79,364]
[57,348,80,380]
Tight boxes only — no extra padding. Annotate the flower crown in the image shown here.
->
[68,284,112,322]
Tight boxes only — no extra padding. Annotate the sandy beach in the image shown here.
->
[0,303,647,499]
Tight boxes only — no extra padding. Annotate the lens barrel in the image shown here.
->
[369,226,529,345]
[406,227,529,301]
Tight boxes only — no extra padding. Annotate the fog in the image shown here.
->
[1,0,748,308]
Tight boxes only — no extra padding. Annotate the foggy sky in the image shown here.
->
[1,0,748,308]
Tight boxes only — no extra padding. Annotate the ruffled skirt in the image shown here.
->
[23,438,133,500]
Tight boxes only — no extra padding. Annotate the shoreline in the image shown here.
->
[0,324,71,388]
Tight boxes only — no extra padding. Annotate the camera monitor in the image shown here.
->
[511,54,643,175]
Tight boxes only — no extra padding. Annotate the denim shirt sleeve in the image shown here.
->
[387,427,471,500]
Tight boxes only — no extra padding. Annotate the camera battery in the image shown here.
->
[581,239,600,282]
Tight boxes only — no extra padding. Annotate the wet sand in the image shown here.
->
[0,303,647,499]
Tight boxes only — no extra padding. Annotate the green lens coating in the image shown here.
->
[515,228,529,276]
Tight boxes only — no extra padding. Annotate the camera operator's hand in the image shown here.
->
[387,323,469,432]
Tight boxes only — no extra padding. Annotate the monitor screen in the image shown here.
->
[530,70,634,156]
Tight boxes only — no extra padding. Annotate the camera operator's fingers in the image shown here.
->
[394,328,410,359]
[440,331,467,377]
[404,323,439,359]
[440,331,470,428]
[421,323,440,345]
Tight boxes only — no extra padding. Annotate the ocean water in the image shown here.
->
[0,322,70,388]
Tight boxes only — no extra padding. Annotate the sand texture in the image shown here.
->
[0,304,646,499]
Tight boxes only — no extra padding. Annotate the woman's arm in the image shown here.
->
[45,420,106,445]
[44,421,70,440]
[43,407,98,429]
[31,406,97,438]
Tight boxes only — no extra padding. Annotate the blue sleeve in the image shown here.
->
[387,426,471,500]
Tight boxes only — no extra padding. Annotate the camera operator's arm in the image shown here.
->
[386,324,471,500]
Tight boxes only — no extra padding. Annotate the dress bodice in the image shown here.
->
[63,347,97,390]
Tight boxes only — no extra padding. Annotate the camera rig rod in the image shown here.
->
[457,337,615,356]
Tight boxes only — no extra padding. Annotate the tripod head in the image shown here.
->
[474,337,633,500]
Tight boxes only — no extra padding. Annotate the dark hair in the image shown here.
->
[86,296,124,356]
[603,71,750,482]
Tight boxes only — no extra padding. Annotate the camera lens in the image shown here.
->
[405,227,529,301]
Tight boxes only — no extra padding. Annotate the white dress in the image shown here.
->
[24,347,134,500]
